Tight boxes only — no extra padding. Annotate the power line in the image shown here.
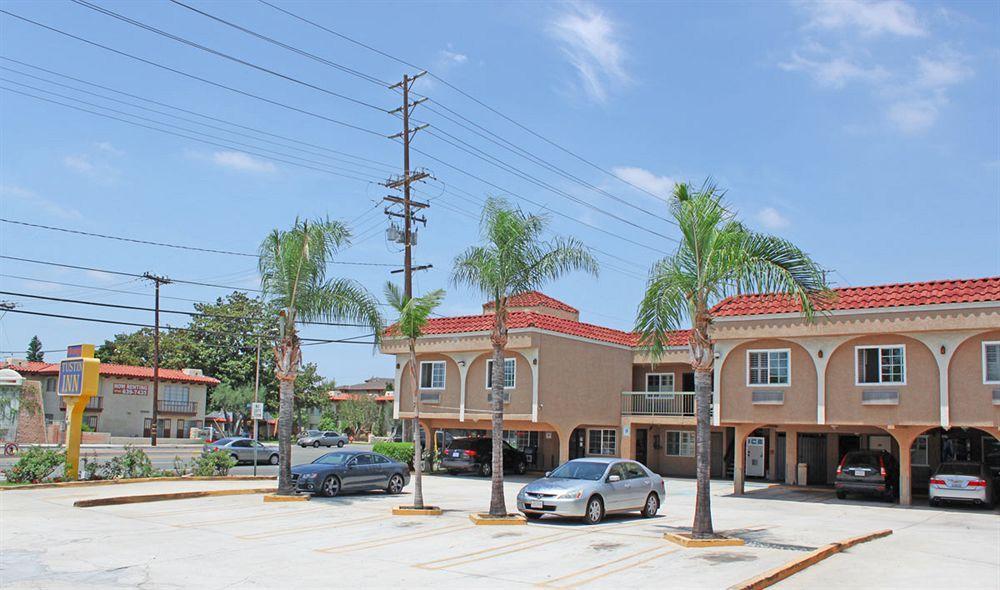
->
[0,273,204,303]
[0,218,397,267]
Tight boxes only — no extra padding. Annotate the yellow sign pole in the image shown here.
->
[59,344,100,480]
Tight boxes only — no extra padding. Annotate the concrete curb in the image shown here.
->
[468,513,527,525]
[1,475,276,492]
[728,529,893,590]
[664,532,746,548]
[73,487,275,508]
[392,506,444,516]
[263,493,310,503]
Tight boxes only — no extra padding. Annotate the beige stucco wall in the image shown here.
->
[631,362,691,392]
[398,353,462,413]
[720,339,818,424]
[948,329,1000,427]
[825,334,939,426]
[464,351,533,417]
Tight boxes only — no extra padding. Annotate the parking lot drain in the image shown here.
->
[694,552,759,564]
[744,541,816,552]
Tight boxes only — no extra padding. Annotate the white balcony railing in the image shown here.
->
[621,391,697,417]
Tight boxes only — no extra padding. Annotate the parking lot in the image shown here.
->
[2,474,997,589]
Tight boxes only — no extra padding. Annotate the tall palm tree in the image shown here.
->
[260,218,384,496]
[634,181,828,538]
[384,282,445,509]
[452,197,599,517]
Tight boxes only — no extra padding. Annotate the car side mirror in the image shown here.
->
[544,471,551,477]
[607,475,621,483]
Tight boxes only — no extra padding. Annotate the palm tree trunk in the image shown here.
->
[692,367,714,537]
[489,342,507,516]
[408,339,424,509]
[275,340,298,496]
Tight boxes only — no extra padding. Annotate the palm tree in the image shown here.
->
[384,282,445,509]
[259,218,384,496]
[634,181,828,538]
[452,197,599,517]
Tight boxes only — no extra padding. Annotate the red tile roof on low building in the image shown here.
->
[483,291,578,314]
[711,276,1000,317]
[0,361,221,385]
[328,391,394,403]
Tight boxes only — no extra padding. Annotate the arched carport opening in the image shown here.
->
[902,426,1000,507]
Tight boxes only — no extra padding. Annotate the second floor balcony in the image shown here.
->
[58,396,103,412]
[157,399,198,415]
[621,391,699,418]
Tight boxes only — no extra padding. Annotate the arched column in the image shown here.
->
[733,423,764,495]
[888,426,926,506]
[443,351,478,422]
[910,333,967,429]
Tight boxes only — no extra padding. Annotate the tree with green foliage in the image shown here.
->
[452,197,598,517]
[292,363,332,431]
[634,181,828,538]
[383,281,445,509]
[259,217,383,496]
[26,336,44,362]
[210,383,255,436]
[336,396,382,438]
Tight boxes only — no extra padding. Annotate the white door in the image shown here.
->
[746,437,766,477]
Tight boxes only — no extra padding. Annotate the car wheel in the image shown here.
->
[269,454,279,465]
[386,474,404,495]
[836,491,847,500]
[479,462,492,477]
[230,453,240,465]
[524,512,543,520]
[583,496,604,525]
[515,460,527,475]
[313,441,320,448]
[337,441,345,448]
[321,475,341,497]
[641,493,659,518]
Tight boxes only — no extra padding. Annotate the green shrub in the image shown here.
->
[102,445,155,479]
[5,447,66,483]
[191,449,237,476]
[80,422,95,433]
[82,451,103,480]
[170,456,188,476]
[373,441,415,468]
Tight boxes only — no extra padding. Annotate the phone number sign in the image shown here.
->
[113,383,149,396]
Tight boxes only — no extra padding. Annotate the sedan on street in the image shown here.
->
[298,430,350,448]
[203,437,279,465]
[929,462,996,508]
[516,458,664,524]
[292,450,410,497]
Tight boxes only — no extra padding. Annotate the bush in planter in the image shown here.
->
[191,449,237,476]
[373,441,424,468]
[5,446,66,483]
[102,445,155,479]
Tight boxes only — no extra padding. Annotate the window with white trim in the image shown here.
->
[665,431,695,457]
[419,361,446,389]
[44,377,57,393]
[486,358,516,389]
[856,345,905,385]
[984,342,1000,384]
[645,373,674,392]
[911,435,929,466]
[748,349,789,386]
[587,429,617,456]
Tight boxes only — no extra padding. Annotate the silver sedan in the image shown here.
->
[517,458,665,524]
[203,437,279,465]
[298,431,349,448]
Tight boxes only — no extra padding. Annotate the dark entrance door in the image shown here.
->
[682,372,695,392]
[797,434,828,485]
[143,418,152,438]
[569,428,586,460]
[635,428,648,465]
[711,431,724,477]
[775,433,786,482]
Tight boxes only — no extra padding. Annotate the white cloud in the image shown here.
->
[211,151,276,173]
[802,0,925,37]
[611,166,676,199]
[62,145,122,183]
[886,98,940,134]
[440,49,468,65]
[0,184,82,220]
[63,155,95,174]
[755,207,791,230]
[915,51,973,88]
[94,141,124,156]
[548,2,630,103]
[779,52,887,88]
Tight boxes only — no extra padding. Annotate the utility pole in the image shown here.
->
[142,273,171,446]
[386,71,431,299]
[252,335,261,476]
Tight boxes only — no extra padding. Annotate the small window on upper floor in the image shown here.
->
[419,361,446,389]
[984,342,1000,384]
[856,345,905,385]
[486,358,516,389]
[748,349,790,386]
[645,373,674,393]
[45,377,57,393]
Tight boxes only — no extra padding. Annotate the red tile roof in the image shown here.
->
[329,391,394,403]
[711,276,1000,317]
[483,291,578,314]
[0,361,220,385]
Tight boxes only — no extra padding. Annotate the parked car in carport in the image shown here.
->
[203,437,279,465]
[291,450,409,497]
[298,430,349,448]
[835,450,899,501]
[516,458,665,524]
[929,462,996,508]
[441,437,528,477]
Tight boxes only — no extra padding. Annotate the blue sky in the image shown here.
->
[1,0,997,385]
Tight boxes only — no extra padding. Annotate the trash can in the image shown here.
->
[797,462,808,486]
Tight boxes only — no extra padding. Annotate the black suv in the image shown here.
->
[440,437,528,477]
[835,450,899,501]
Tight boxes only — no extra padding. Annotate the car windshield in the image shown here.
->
[937,462,981,476]
[548,461,608,481]
[214,438,236,446]
[313,453,351,465]
[843,452,881,469]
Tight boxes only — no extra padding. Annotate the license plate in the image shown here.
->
[452,451,460,458]
[947,480,963,488]
[530,501,544,509]
[853,469,866,477]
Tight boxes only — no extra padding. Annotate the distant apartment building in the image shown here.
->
[328,377,395,433]
[0,360,219,439]
[381,278,1000,506]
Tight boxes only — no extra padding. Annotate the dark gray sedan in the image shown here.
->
[203,437,279,465]
[292,450,410,497]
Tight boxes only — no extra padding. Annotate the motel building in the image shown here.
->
[0,360,219,441]
[381,277,1000,506]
